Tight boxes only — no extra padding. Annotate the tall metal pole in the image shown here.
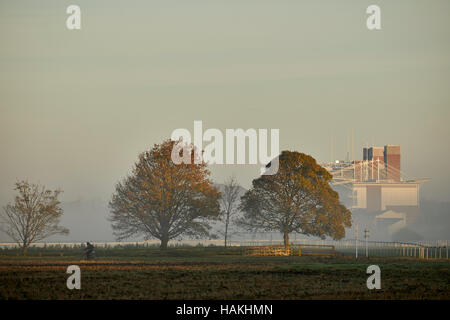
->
[377,159,380,181]
[352,129,354,162]
[371,160,373,180]
[355,224,358,259]
[364,229,370,258]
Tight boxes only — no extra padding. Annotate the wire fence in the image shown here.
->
[235,238,450,259]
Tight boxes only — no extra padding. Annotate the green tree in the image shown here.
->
[109,139,221,249]
[239,151,351,248]
[0,181,69,255]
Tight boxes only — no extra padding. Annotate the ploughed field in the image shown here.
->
[0,246,448,299]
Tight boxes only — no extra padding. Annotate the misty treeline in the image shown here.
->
[392,200,450,241]
[0,139,352,252]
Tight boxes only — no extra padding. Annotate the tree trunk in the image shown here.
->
[283,232,290,250]
[160,234,169,250]
[224,216,229,248]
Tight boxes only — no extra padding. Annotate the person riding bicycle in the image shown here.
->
[84,242,95,260]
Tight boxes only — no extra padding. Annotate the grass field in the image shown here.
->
[0,246,449,300]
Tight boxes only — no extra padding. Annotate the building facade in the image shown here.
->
[322,145,428,240]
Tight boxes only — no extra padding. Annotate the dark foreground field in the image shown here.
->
[0,246,449,299]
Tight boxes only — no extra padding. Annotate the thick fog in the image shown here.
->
[1,1,449,243]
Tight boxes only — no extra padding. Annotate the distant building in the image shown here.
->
[322,145,428,240]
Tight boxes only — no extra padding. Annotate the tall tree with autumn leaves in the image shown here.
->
[239,151,351,248]
[109,140,221,249]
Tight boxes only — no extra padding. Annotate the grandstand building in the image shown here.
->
[321,145,429,240]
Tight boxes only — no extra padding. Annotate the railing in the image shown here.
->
[236,238,450,260]
[243,244,335,257]
[295,244,335,257]
[0,239,448,260]
[244,245,290,256]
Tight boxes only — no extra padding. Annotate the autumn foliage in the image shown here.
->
[109,140,221,249]
[239,151,352,247]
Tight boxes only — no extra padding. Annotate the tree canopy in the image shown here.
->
[109,139,221,249]
[239,151,352,247]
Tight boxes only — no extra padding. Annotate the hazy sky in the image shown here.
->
[1,0,450,209]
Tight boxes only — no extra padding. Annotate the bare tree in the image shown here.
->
[0,181,69,255]
[219,176,241,247]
